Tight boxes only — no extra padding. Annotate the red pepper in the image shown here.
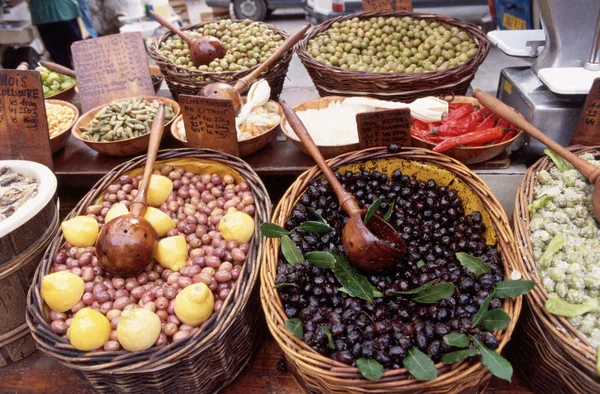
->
[432,127,505,153]
[442,103,474,123]
[500,130,516,142]
[481,107,493,117]
[430,110,484,137]
[475,114,496,131]
[427,122,462,137]
[413,119,428,131]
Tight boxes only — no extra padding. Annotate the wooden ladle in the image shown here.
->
[150,10,225,67]
[280,101,406,273]
[200,24,310,115]
[95,104,166,277]
[473,89,600,220]
[39,60,77,78]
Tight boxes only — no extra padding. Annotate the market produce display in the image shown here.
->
[42,164,256,351]
[158,20,284,72]
[0,167,38,222]
[35,64,76,98]
[45,102,76,139]
[306,16,478,73]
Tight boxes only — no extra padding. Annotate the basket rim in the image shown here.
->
[260,146,521,387]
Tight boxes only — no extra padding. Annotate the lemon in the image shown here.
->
[144,207,175,237]
[41,271,85,312]
[174,283,214,326]
[61,215,99,247]
[154,235,187,272]
[147,174,173,207]
[68,308,111,351]
[219,210,254,244]
[117,309,161,352]
[105,202,129,224]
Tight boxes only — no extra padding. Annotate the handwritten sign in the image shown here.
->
[362,0,412,12]
[72,32,154,112]
[0,70,52,168]
[179,95,239,156]
[357,108,412,149]
[570,77,600,146]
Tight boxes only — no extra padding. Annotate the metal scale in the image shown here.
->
[488,0,600,156]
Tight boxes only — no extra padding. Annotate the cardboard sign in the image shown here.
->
[362,0,412,12]
[179,94,239,156]
[72,32,155,112]
[0,70,52,169]
[357,108,412,149]
[570,77,600,146]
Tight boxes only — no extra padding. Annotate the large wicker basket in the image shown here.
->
[297,11,490,102]
[261,147,521,393]
[148,20,293,101]
[26,149,271,393]
[513,145,600,393]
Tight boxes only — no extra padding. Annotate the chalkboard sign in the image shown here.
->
[72,32,155,112]
[0,70,52,168]
[357,108,412,149]
[179,94,239,156]
[362,0,412,12]
[570,77,600,146]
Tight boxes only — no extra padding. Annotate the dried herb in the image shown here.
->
[455,252,490,276]
[281,235,304,264]
[260,222,289,238]
[356,358,384,381]
[305,251,336,269]
[364,198,382,225]
[402,347,437,381]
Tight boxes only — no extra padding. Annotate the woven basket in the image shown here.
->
[26,149,271,393]
[513,145,600,393]
[148,21,293,101]
[261,147,521,393]
[297,11,490,102]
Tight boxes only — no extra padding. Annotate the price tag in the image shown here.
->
[179,94,239,156]
[72,32,155,112]
[570,77,600,146]
[361,0,412,12]
[0,70,53,169]
[357,108,412,150]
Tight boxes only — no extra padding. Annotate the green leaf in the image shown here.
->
[284,318,304,339]
[356,358,384,381]
[545,297,600,317]
[472,295,492,328]
[387,279,439,296]
[473,337,513,382]
[333,253,381,303]
[273,283,298,289]
[538,234,565,268]
[364,198,382,225]
[544,148,574,172]
[413,283,455,304]
[482,309,512,331]
[281,235,304,265]
[528,195,554,212]
[383,201,394,221]
[440,349,480,364]
[321,326,335,349]
[298,221,331,234]
[493,280,536,299]
[307,207,328,224]
[443,333,470,348]
[402,347,437,381]
[455,252,491,276]
[260,222,289,238]
[416,260,425,268]
[305,251,336,269]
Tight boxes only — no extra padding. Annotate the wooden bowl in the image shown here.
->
[280,96,361,159]
[46,99,79,154]
[45,81,77,103]
[149,65,164,94]
[410,96,523,164]
[170,100,282,157]
[72,96,180,157]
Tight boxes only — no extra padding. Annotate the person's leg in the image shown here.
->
[77,0,98,38]
[36,19,83,69]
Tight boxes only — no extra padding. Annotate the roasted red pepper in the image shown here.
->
[442,103,474,123]
[432,127,505,153]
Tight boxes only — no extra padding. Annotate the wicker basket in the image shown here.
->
[148,21,293,101]
[513,145,600,393]
[261,147,521,393]
[26,149,271,393]
[297,11,490,102]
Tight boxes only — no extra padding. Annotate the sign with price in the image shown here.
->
[361,0,412,12]
[570,77,600,146]
[72,32,155,112]
[357,108,412,150]
[0,70,52,168]
[179,95,239,156]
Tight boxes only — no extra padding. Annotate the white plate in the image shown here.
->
[0,160,57,238]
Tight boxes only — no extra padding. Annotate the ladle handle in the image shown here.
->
[472,89,600,182]
[234,24,310,94]
[16,62,29,70]
[131,104,166,216]
[280,101,361,216]
[39,61,76,78]
[150,10,193,45]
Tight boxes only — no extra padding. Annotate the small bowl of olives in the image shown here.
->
[36,64,77,102]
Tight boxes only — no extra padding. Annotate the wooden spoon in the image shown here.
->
[280,101,406,273]
[200,24,310,115]
[16,62,29,70]
[95,104,166,277]
[150,10,225,67]
[473,89,600,220]
[39,60,77,78]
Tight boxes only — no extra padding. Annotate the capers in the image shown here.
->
[307,16,477,73]
[158,20,283,72]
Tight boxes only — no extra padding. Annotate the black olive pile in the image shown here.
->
[276,169,504,369]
